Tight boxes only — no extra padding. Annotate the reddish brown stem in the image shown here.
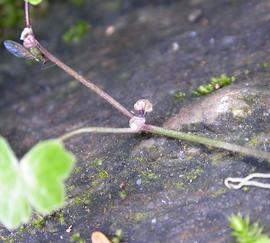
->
[24,1,30,27]
[35,41,133,119]
[24,0,132,119]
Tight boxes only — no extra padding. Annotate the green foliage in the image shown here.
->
[0,0,24,32]
[0,136,75,230]
[27,0,42,5]
[174,91,186,101]
[0,0,47,41]
[70,0,85,7]
[229,214,270,243]
[112,229,123,243]
[192,74,235,96]
[71,232,85,243]
[62,21,90,44]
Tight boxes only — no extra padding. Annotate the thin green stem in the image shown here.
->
[142,124,270,161]
[59,127,137,142]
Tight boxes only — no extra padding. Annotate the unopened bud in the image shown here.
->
[20,27,33,41]
[134,99,153,113]
[129,116,146,131]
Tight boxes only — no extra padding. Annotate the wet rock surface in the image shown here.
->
[0,0,270,242]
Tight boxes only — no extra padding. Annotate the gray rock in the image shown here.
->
[1,0,270,242]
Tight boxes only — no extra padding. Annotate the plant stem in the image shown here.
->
[35,41,133,119]
[59,127,137,142]
[24,0,30,27]
[25,1,270,162]
[24,0,132,118]
[142,124,270,161]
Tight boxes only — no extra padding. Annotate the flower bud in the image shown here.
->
[134,99,153,113]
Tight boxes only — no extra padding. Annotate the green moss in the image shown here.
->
[211,152,226,166]
[260,62,270,68]
[212,188,227,197]
[72,194,91,206]
[91,180,99,188]
[174,91,186,101]
[57,212,65,225]
[0,0,24,40]
[73,197,82,206]
[173,182,186,190]
[70,0,85,7]
[249,137,258,147]
[98,170,109,180]
[229,214,270,243]
[112,229,123,243]
[3,239,14,243]
[131,156,146,163]
[242,186,250,192]
[141,171,160,185]
[19,225,27,233]
[71,232,85,243]
[62,20,90,44]
[192,74,235,96]
[184,168,203,182]
[74,166,82,174]
[119,190,127,200]
[67,184,76,193]
[91,159,103,168]
[133,212,148,223]
[32,217,46,229]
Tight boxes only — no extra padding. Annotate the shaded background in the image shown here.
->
[1,0,270,242]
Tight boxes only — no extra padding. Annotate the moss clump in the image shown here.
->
[74,166,82,174]
[174,91,186,101]
[260,62,270,68]
[249,137,258,147]
[141,171,160,185]
[72,194,91,206]
[67,184,76,194]
[133,212,149,223]
[98,170,109,180]
[71,232,85,243]
[57,212,65,225]
[242,186,250,192]
[184,168,203,182]
[192,74,235,96]
[174,182,186,190]
[112,229,123,243]
[131,156,146,163]
[0,0,24,40]
[62,20,90,44]
[70,0,85,7]
[91,180,99,188]
[211,152,226,166]
[212,188,227,198]
[229,214,270,243]
[119,190,127,200]
[91,159,103,168]
[32,217,46,229]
